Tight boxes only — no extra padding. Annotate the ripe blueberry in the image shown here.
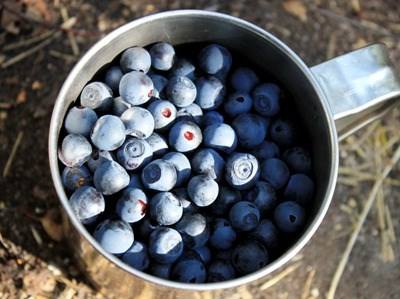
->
[225,153,260,190]
[116,188,148,223]
[149,192,182,225]
[229,201,260,231]
[260,158,290,190]
[94,219,134,254]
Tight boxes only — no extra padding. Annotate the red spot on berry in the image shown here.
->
[162,108,172,118]
[138,200,147,215]
[184,131,194,141]
[148,89,154,97]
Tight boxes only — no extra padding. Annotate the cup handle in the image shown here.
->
[310,44,400,141]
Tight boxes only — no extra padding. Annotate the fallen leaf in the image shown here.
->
[283,0,308,22]
[32,80,43,90]
[40,208,64,242]
[23,0,54,23]
[16,90,27,104]
[351,0,361,14]
[353,37,367,49]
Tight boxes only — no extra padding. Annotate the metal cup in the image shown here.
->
[48,10,400,298]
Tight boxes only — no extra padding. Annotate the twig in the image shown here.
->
[302,269,316,299]
[3,131,23,177]
[1,32,61,69]
[385,204,396,242]
[0,103,14,109]
[3,30,55,51]
[60,5,80,56]
[49,50,77,62]
[326,33,337,59]
[326,144,400,299]
[259,262,301,290]
[30,226,43,247]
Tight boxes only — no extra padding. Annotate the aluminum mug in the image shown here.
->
[48,10,400,298]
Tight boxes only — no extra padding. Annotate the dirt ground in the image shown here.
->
[0,0,399,298]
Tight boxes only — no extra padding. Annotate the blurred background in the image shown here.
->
[0,0,399,298]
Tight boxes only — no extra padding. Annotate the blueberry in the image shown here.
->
[120,47,151,73]
[225,153,260,190]
[244,181,277,214]
[282,147,312,174]
[112,96,131,116]
[175,213,209,249]
[208,260,235,282]
[149,73,168,99]
[192,246,211,265]
[251,141,280,161]
[203,123,237,154]
[62,165,92,191]
[284,174,314,205]
[122,241,150,271]
[58,134,92,167]
[260,158,290,190]
[198,44,232,79]
[149,192,182,225]
[270,119,295,148]
[147,99,177,130]
[171,256,206,283]
[64,107,98,137]
[94,219,134,254]
[80,82,113,109]
[232,113,267,148]
[229,201,260,231]
[116,188,148,223]
[170,58,196,80]
[195,76,225,110]
[149,263,171,279]
[149,42,175,71]
[176,103,203,125]
[163,152,191,186]
[192,148,225,180]
[149,227,183,264]
[252,83,280,117]
[202,111,224,127]
[250,219,279,249]
[230,67,259,92]
[69,186,105,222]
[146,133,169,156]
[209,186,241,216]
[119,71,154,105]
[274,201,305,233]
[223,92,253,118]
[117,137,152,170]
[169,120,202,153]
[141,159,177,191]
[87,150,114,173]
[91,115,126,151]
[187,175,219,207]
[231,240,268,275]
[120,107,155,139]
[209,218,237,250]
[137,217,159,239]
[104,66,123,92]
[172,188,198,214]
[166,76,197,108]
[93,160,130,195]
[128,173,144,189]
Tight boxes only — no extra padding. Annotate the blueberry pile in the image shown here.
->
[58,42,315,283]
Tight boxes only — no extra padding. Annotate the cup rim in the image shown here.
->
[48,9,339,291]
